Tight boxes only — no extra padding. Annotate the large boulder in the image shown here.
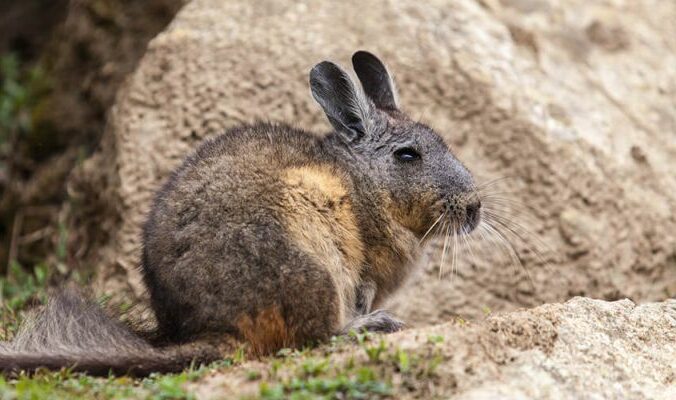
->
[69,0,676,327]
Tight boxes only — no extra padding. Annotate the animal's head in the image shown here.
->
[310,51,480,239]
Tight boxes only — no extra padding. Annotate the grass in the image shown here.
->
[254,331,446,400]
[0,261,49,340]
[259,360,392,400]
[0,363,231,400]
[259,370,392,400]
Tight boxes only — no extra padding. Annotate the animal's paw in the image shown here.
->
[342,309,405,335]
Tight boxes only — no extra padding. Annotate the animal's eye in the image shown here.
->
[394,148,421,162]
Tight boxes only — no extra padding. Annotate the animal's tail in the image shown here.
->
[0,288,224,377]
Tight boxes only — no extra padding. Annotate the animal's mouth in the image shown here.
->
[442,196,481,235]
[420,197,482,241]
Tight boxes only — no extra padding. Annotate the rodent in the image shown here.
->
[0,51,480,376]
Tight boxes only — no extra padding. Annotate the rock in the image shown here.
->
[444,298,676,399]
[69,0,676,326]
[188,297,676,399]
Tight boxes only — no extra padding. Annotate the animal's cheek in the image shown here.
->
[382,189,442,233]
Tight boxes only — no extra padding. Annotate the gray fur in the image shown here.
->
[310,61,375,141]
[352,50,399,110]
[10,288,150,354]
[340,310,405,335]
[1,289,221,376]
[355,280,377,315]
[0,51,480,376]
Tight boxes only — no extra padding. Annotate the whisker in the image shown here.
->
[474,176,516,191]
[477,221,519,277]
[475,188,521,197]
[451,228,458,282]
[482,209,555,264]
[482,219,536,291]
[419,212,446,245]
[438,220,451,279]
[483,209,540,240]
[481,202,541,228]
[462,225,480,270]
[480,196,541,216]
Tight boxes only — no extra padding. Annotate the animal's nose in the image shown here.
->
[466,200,481,218]
[465,199,481,231]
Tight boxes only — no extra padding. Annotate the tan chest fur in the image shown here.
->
[281,165,364,324]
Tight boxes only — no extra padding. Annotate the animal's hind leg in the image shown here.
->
[235,260,342,356]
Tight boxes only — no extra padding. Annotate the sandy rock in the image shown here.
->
[188,297,676,399]
[69,0,675,324]
[450,297,676,399]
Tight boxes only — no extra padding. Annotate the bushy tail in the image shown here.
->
[0,289,223,377]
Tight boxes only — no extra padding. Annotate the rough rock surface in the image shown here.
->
[70,0,676,323]
[188,297,676,399]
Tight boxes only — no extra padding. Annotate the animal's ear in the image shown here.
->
[352,51,398,110]
[310,61,373,143]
